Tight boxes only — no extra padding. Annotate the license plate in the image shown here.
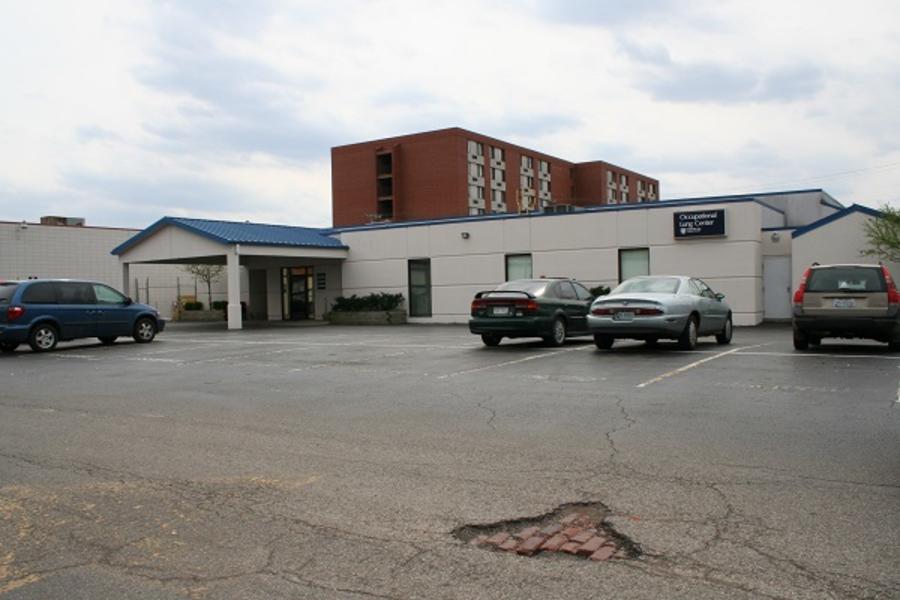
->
[613,311,634,322]
[491,306,510,316]
[832,299,856,309]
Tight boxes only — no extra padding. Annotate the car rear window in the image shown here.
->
[490,280,549,296]
[613,277,681,295]
[0,283,19,303]
[21,282,58,304]
[806,267,886,293]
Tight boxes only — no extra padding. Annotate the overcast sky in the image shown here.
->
[1,0,899,228]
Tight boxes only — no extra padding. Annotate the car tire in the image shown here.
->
[594,334,614,350]
[644,337,658,348]
[678,316,699,350]
[133,317,157,344]
[544,318,567,347]
[793,329,809,351]
[1,342,19,353]
[715,315,733,345]
[98,336,117,345]
[809,337,821,347]
[28,323,59,353]
[481,334,501,347]
[889,341,900,352]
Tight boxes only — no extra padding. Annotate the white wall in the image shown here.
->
[338,201,765,326]
[792,211,900,288]
[0,221,230,318]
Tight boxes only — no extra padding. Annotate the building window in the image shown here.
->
[468,163,484,178]
[540,179,551,193]
[469,207,486,215]
[521,155,533,170]
[505,254,533,281]
[408,259,432,317]
[607,171,615,184]
[492,189,506,207]
[539,160,550,174]
[607,189,617,203]
[491,167,504,181]
[520,174,534,189]
[467,140,483,156]
[491,146,504,161]
[468,185,484,200]
[619,248,650,283]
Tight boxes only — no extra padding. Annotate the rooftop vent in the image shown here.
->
[40,216,85,227]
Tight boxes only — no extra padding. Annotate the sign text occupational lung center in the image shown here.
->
[673,209,726,239]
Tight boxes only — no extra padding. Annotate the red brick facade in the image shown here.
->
[331,127,659,227]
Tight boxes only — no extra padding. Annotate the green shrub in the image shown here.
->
[332,293,404,312]
[183,301,204,311]
[589,285,611,297]
[211,301,227,310]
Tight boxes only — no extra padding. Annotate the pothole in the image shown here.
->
[454,502,641,562]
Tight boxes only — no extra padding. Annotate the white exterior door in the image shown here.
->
[763,256,792,320]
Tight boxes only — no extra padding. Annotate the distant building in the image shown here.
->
[331,127,659,227]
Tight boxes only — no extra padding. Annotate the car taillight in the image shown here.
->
[7,306,25,321]
[471,299,486,314]
[634,308,663,316]
[514,298,539,313]
[883,266,900,305]
[793,267,811,305]
[592,307,613,316]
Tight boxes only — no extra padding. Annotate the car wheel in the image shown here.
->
[715,315,733,345]
[793,329,809,351]
[28,323,58,353]
[98,336,117,345]
[645,337,658,348]
[481,334,501,347]
[889,341,900,352]
[544,318,566,347]
[809,337,821,347]
[678,316,699,350]
[1,342,19,353]
[594,334,614,350]
[133,317,157,343]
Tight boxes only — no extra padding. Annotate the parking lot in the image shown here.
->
[1,323,898,599]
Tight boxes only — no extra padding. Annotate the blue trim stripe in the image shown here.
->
[111,217,347,255]
[791,204,883,239]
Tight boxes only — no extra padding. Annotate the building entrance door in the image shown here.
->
[281,267,314,320]
[763,256,792,320]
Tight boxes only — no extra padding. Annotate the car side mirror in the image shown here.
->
[714,292,725,301]
[124,297,133,306]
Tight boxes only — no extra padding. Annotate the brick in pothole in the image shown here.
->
[516,526,540,540]
[577,536,608,556]
[541,534,569,552]
[485,532,510,546]
[590,545,617,561]
[517,536,546,556]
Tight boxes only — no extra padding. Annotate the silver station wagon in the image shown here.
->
[587,275,733,350]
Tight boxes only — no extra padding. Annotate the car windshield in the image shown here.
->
[0,283,18,303]
[488,280,549,296]
[806,267,886,293]
[612,277,681,295]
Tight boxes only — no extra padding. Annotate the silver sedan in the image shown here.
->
[587,276,733,350]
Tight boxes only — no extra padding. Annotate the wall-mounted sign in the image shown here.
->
[674,209,726,239]
[316,272,327,290]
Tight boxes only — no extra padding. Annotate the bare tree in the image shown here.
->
[181,264,224,308]
[862,205,900,264]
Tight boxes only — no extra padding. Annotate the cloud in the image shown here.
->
[537,0,679,25]
[75,126,122,144]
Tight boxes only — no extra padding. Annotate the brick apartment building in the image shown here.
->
[331,127,659,227]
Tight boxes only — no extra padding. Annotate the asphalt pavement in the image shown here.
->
[0,323,898,599]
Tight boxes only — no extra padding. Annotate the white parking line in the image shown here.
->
[738,351,900,360]
[635,344,765,388]
[437,345,589,380]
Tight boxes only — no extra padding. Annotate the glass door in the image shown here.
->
[281,267,314,320]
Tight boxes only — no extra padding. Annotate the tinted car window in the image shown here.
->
[696,279,716,298]
[613,277,681,295]
[21,282,58,304]
[93,284,126,305]
[0,283,18,303]
[687,280,703,296]
[807,267,886,293]
[57,282,95,304]
[573,283,593,301]
[558,282,577,299]
[490,280,549,296]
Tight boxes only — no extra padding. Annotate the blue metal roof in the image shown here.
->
[791,204,882,238]
[111,217,347,255]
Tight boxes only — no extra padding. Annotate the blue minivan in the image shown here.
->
[0,279,164,353]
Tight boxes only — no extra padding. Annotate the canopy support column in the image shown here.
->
[226,248,242,330]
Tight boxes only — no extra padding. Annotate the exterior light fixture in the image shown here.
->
[770,232,780,242]
[461,232,470,239]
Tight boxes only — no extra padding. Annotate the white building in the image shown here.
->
[103,189,894,330]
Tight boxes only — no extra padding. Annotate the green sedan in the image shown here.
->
[469,278,594,347]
